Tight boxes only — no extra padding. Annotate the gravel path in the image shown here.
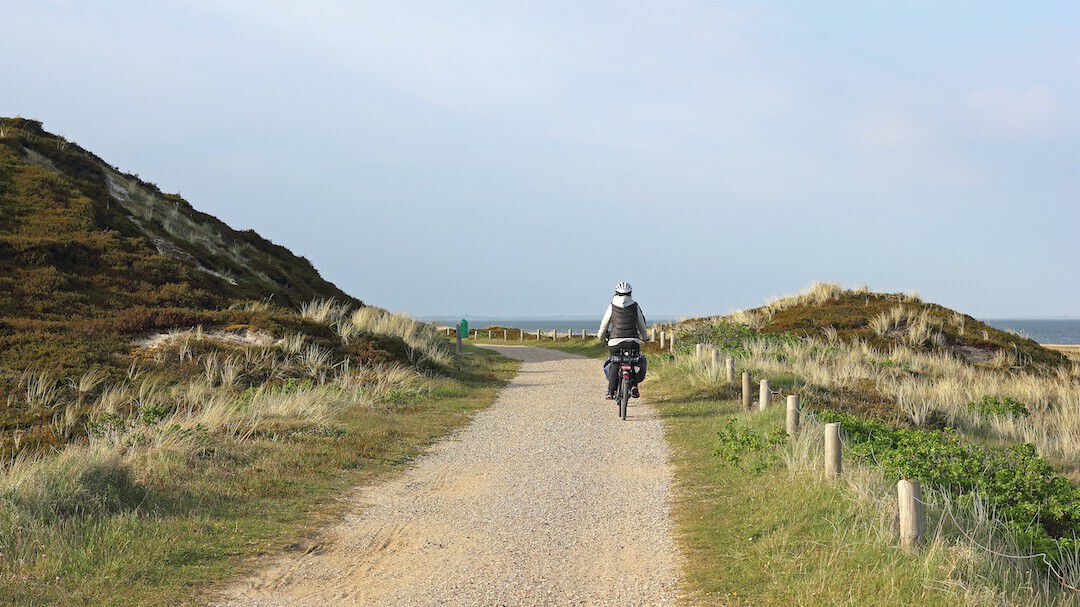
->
[213,346,679,607]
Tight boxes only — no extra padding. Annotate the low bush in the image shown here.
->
[675,321,796,357]
[968,395,1030,418]
[817,410,1079,557]
[713,420,786,473]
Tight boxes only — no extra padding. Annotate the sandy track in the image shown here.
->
[213,346,679,607]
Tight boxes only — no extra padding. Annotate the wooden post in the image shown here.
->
[536,329,541,340]
[825,422,842,478]
[786,395,800,436]
[725,358,735,382]
[710,348,720,368]
[670,332,676,350]
[659,331,666,350]
[758,379,770,411]
[741,372,752,410]
[695,343,703,359]
[898,479,925,548]
[552,329,557,340]
[488,329,492,339]
[519,329,524,342]
[503,329,508,340]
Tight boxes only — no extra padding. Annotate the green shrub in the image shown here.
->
[677,321,796,357]
[967,395,1030,418]
[817,410,1078,557]
[714,420,787,473]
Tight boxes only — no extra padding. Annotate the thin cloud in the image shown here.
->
[852,111,930,149]
[966,85,1058,136]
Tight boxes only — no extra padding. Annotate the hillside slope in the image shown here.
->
[0,117,356,319]
[0,117,362,429]
[680,282,1066,368]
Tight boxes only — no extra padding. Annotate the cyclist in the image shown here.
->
[597,281,648,399]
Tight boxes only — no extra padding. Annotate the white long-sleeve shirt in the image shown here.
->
[597,295,649,346]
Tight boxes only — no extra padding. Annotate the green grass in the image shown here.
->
[468,334,610,358]
[0,346,516,606]
[653,389,978,606]
[467,325,672,359]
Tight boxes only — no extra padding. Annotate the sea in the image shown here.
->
[425,317,1080,345]
[985,319,1080,345]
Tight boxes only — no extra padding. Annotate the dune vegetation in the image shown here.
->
[0,298,512,605]
[0,118,522,604]
[657,283,1079,605]
[1,117,360,453]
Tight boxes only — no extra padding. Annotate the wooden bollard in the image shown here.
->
[758,379,770,411]
[725,358,735,382]
[898,479,925,548]
[552,329,557,340]
[488,330,492,339]
[670,333,676,349]
[825,422,842,478]
[741,372,752,410]
[695,343,703,359]
[786,395,800,435]
[519,329,524,342]
[503,329,508,340]
[659,331,666,349]
[710,348,720,368]
[535,329,541,340]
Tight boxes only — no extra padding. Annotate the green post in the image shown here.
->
[457,319,468,353]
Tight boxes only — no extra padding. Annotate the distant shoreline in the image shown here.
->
[423,317,1080,345]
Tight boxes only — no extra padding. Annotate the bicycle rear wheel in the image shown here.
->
[619,377,629,420]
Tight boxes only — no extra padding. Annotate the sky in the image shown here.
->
[2,1,1078,318]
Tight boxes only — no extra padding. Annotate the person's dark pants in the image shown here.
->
[604,343,646,395]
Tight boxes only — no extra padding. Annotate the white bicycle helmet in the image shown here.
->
[614,281,632,295]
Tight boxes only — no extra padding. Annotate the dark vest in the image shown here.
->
[610,303,640,339]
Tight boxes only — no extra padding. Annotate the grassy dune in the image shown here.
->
[653,283,1079,605]
[0,303,515,606]
[649,355,1077,606]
